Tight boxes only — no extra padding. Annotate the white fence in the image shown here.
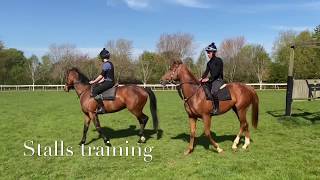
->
[0,83,287,92]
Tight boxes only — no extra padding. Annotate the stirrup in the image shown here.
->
[211,108,219,116]
[96,107,106,114]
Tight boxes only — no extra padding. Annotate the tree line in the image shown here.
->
[0,25,319,85]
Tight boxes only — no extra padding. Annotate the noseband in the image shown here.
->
[167,64,201,102]
[65,80,89,97]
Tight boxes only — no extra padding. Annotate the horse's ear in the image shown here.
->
[65,69,69,76]
[172,58,183,65]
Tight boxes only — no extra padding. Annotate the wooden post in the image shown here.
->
[285,46,295,116]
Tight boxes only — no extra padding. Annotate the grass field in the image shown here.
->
[0,90,320,179]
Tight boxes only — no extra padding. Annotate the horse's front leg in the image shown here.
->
[79,114,91,145]
[203,115,223,153]
[184,117,197,155]
[89,112,111,146]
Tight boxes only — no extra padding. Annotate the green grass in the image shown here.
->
[0,91,319,179]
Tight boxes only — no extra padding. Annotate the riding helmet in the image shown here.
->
[99,48,110,59]
[205,42,217,52]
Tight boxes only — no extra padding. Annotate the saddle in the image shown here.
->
[203,83,231,101]
[96,85,118,101]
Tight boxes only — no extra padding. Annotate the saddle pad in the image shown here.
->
[217,86,232,101]
[203,84,232,101]
[100,87,117,100]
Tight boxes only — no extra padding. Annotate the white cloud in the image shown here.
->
[172,0,210,9]
[78,47,102,57]
[19,47,48,58]
[225,1,320,14]
[107,0,211,10]
[301,1,320,10]
[19,47,103,59]
[107,0,150,10]
[106,0,320,11]
[124,0,150,9]
[269,25,313,32]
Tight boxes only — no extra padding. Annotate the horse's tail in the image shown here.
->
[144,87,159,131]
[250,88,259,129]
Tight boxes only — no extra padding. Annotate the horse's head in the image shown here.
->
[160,59,183,86]
[64,68,79,92]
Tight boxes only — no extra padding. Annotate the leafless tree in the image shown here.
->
[218,36,246,82]
[76,55,99,80]
[240,44,271,86]
[251,45,270,85]
[47,43,81,84]
[106,39,134,83]
[27,55,40,90]
[0,41,4,50]
[195,50,207,78]
[157,32,195,66]
[137,51,156,85]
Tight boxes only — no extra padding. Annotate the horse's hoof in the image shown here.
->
[217,147,224,153]
[242,145,248,149]
[232,144,238,150]
[78,141,85,146]
[104,140,111,147]
[138,136,146,143]
[184,149,193,155]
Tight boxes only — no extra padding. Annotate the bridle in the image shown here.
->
[177,82,202,102]
[65,80,90,98]
[167,64,202,103]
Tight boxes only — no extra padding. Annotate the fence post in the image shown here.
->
[285,46,295,116]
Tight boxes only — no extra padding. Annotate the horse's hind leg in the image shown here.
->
[129,108,149,143]
[79,113,91,145]
[137,113,149,143]
[237,108,250,149]
[89,112,111,146]
[232,106,244,150]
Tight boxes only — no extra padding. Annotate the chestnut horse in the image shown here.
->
[161,60,259,154]
[64,68,158,146]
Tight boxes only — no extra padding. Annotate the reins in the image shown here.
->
[176,81,202,103]
[66,80,91,98]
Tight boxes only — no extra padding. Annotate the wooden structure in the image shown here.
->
[285,40,320,116]
[292,79,320,100]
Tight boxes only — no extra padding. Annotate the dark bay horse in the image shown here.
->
[64,68,158,146]
[161,60,259,155]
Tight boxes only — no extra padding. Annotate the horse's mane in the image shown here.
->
[68,67,90,85]
[171,58,200,84]
[181,64,200,84]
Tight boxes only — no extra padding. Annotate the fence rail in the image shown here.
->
[0,83,287,92]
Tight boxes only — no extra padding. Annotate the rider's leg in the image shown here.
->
[92,84,106,114]
[210,80,223,116]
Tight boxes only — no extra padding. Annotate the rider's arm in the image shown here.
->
[201,63,210,79]
[90,62,111,84]
[97,77,105,83]
[90,75,103,84]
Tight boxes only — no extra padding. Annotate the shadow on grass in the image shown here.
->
[85,125,163,145]
[171,132,248,149]
[267,109,320,124]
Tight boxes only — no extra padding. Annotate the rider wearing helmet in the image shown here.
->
[90,48,115,114]
[199,42,224,115]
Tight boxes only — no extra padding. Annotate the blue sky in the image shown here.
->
[0,0,319,59]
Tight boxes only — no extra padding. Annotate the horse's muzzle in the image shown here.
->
[64,85,70,92]
[160,80,167,86]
